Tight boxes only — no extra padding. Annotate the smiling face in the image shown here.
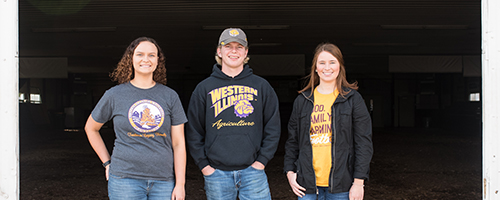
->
[132,41,158,76]
[315,51,340,85]
[217,42,248,70]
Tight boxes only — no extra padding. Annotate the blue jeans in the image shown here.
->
[108,173,175,200]
[203,166,272,200]
[299,187,349,200]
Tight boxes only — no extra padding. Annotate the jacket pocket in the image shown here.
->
[339,106,352,125]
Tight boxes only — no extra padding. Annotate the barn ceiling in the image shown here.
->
[18,0,481,75]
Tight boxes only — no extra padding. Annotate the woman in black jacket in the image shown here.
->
[284,43,373,200]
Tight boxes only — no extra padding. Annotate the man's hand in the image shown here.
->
[201,165,216,176]
[251,161,265,170]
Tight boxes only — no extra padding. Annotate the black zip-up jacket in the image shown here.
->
[283,88,373,194]
[186,64,281,171]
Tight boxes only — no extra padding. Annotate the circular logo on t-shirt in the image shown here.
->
[128,100,164,133]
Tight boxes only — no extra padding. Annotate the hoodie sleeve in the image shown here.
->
[256,82,281,166]
[185,86,210,170]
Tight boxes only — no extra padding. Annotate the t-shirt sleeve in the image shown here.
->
[91,90,114,124]
[170,92,188,126]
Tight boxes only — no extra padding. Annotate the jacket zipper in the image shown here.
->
[330,103,337,193]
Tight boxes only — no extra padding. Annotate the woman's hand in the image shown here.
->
[349,179,365,200]
[171,184,185,200]
[105,165,110,181]
[287,171,306,197]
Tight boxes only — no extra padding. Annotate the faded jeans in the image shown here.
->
[203,165,272,200]
[299,187,349,200]
[108,173,174,200]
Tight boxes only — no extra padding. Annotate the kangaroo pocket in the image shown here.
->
[207,132,257,168]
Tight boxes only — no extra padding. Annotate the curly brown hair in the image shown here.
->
[299,43,358,97]
[110,37,167,85]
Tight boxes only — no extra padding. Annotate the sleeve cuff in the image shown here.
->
[256,156,269,167]
[197,160,210,171]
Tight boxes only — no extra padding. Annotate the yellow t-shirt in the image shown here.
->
[311,88,339,186]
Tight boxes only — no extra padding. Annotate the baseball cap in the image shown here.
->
[218,28,248,47]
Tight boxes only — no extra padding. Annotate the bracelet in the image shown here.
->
[102,160,111,168]
[352,183,364,187]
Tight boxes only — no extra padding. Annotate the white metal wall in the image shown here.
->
[482,0,500,199]
[0,0,19,199]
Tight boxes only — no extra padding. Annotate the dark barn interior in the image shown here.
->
[18,0,482,199]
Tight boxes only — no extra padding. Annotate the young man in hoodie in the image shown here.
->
[186,28,281,200]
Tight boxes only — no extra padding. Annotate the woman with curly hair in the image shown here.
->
[284,43,373,200]
[85,37,187,200]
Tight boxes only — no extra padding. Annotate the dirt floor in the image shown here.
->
[20,126,481,200]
